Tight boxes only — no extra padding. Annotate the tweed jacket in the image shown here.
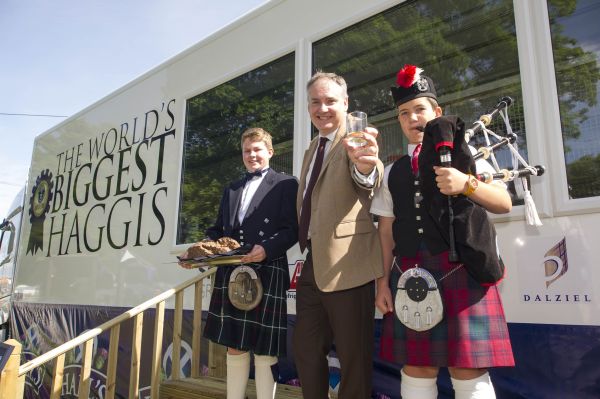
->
[297,129,384,292]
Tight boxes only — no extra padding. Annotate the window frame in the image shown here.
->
[516,0,600,216]
[306,0,543,222]
[174,46,298,247]
[173,0,600,251]
[303,0,600,220]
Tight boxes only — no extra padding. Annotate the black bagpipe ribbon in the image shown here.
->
[419,115,505,284]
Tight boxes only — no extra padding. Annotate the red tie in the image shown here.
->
[411,143,422,175]
[298,137,328,252]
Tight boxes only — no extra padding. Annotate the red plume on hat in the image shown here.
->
[391,64,436,106]
[396,64,424,88]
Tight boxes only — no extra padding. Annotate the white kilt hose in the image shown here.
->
[203,257,289,356]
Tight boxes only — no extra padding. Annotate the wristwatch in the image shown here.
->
[463,174,479,196]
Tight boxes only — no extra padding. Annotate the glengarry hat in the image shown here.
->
[391,64,437,106]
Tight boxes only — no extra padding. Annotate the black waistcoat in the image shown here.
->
[388,156,449,257]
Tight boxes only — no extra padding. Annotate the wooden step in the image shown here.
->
[160,377,304,399]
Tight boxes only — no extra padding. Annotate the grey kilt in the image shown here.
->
[203,257,289,356]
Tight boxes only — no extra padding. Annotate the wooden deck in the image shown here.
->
[160,377,304,399]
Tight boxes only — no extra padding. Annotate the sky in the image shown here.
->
[0,0,266,217]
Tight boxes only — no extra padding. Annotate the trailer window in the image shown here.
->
[548,0,600,199]
[178,53,295,244]
[313,0,526,204]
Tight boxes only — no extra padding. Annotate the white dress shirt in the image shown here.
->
[238,168,268,224]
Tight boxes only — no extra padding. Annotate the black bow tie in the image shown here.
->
[245,170,264,180]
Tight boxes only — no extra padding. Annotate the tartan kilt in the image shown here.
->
[203,257,289,356]
[379,249,515,368]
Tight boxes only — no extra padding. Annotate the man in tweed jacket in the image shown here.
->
[293,71,384,398]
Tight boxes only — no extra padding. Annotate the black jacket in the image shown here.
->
[206,168,299,264]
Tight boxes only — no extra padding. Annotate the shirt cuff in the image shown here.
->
[370,207,394,218]
[352,165,378,188]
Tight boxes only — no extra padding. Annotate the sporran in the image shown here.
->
[394,259,457,332]
[228,265,263,311]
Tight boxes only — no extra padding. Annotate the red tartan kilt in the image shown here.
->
[380,249,515,368]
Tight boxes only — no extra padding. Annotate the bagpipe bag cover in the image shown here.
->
[419,115,505,284]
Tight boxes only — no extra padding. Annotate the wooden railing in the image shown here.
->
[0,267,218,399]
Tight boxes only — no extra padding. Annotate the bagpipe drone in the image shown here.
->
[418,97,545,284]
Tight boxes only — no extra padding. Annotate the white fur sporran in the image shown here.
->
[394,265,444,332]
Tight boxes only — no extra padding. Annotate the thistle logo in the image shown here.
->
[26,169,54,255]
[543,237,568,288]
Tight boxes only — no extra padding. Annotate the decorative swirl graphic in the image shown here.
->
[544,237,568,288]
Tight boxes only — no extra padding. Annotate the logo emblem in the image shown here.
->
[164,340,194,378]
[543,237,568,288]
[416,77,429,92]
[289,260,304,290]
[26,169,54,255]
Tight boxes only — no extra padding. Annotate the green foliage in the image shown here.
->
[177,54,295,243]
[177,0,600,243]
[567,153,600,198]
[314,0,519,116]
[548,0,600,140]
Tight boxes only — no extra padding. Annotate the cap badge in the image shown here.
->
[416,77,429,92]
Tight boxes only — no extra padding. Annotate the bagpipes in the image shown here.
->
[418,97,545,284]
[466,97,545,209]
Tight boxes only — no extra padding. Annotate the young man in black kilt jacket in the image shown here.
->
[371,65,515,399]
[180,127,298,399]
